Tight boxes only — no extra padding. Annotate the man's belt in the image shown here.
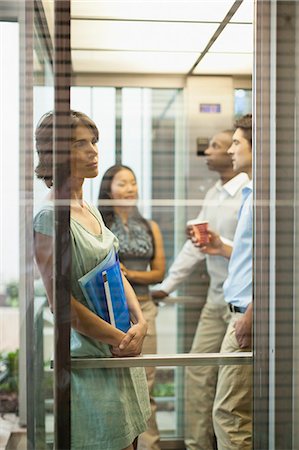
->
[228,303,247,314]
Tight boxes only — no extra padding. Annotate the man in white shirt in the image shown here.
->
[152,130,249,450]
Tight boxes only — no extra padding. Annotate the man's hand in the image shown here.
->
[151,289,168,300]
[193,229,232,259]
[234,303,253,349]
[186,225,194,239]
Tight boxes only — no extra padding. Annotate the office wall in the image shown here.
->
[0,22,19,287]
[185,76,235,219]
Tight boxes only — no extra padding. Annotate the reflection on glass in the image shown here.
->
[32,4,55,447]
[30,82,186,446]
[0,23,20,426]
[234,88,252,119]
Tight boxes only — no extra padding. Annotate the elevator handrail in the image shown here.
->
[154,295,206,305]
[71,352,252,369]
[64,296,253,369]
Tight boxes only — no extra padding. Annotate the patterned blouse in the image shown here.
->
[110,214,154,298]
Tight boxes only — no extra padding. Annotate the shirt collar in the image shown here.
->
[243,179,253,192]
[241,180,253,203]
[216,172,250,197]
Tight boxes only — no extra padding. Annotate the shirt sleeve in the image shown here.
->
[156,239,205,294]
[221,236,234,247]
[33,209,54,236]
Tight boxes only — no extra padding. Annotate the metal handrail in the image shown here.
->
[71,352,252,369]
[155,295,205,305]
[68,299,252,369]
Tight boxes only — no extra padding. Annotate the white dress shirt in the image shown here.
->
[155,172,249,305]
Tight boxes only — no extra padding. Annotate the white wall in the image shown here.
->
[185,76,235,218]
[71,87,116,206]
[0,22,19,286]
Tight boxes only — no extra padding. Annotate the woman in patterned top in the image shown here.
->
[34,111,151,450]
[98,165,165,450]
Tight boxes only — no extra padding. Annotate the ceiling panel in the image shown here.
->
[72,50,199,74]
[193,52,253,75]
[40,0,253,76]
[230,0,254,23]
[208,23,253,53]
[71,20,219,52]
[71,0,236,22]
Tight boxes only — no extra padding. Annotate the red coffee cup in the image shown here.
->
[187,220,209,245]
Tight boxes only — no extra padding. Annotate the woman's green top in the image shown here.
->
[34,203,150,450]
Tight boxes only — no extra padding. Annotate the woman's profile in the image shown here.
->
[33,111,151,450]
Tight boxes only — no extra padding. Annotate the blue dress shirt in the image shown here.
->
[223,181,253,308]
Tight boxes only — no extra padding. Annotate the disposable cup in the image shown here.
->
[187,219,209,245]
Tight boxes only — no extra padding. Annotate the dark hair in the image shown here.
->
[234,114,252,146]
[98,164,154,247]
[35,110,99,188]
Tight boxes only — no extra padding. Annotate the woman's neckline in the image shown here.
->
[71,205,103,238]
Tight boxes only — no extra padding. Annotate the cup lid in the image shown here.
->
[187,219,209,226]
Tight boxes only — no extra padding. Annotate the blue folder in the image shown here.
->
[78,249,131,332]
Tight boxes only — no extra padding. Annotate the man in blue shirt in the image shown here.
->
[198,114,253,449]
[152,129,248,450]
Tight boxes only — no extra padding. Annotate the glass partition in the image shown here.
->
[1,1,257,449]
[69,85,188,442]
[0,19,20,435]
[12,0,299,447]
[33,0,55,448]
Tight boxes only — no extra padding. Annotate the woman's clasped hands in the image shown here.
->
[111,320,148,357]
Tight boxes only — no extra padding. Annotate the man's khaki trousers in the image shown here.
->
[185,302,231,450]
[213,313,252,450]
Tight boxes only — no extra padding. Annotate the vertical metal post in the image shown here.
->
[253,1,271,448]
[53,1,71,449]
[255,1,297,448]
[18,0,35,446]
[274,3,295,448]
[293,5,299,445]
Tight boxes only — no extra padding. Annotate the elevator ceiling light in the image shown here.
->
[71,0,236,23]
[193,52,253,75]
[72,50,200,74]
[230,0,253,23]
[208,24,253,53]
[71,20,219,53]
[41,0,253,76]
